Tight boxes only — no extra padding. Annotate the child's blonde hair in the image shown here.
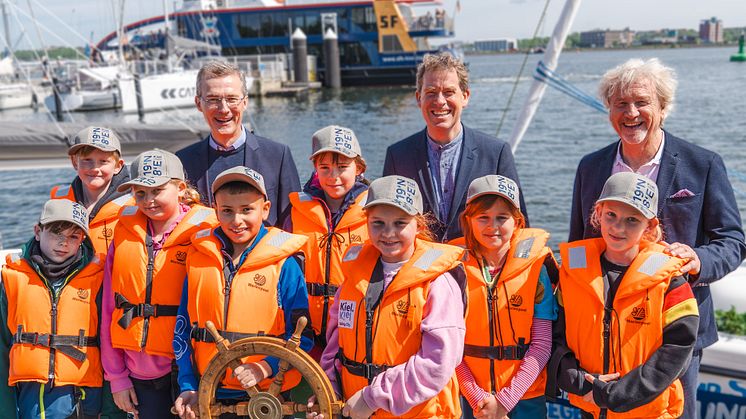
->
[459,194,525,259]
[72,145,121,160]
[590,202,664,243]
[170,179,202,207]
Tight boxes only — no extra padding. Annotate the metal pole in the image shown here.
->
[291,28,308,83]
[52,77,63,122]
[323,27,341,88]
[134,73,145,121]
[1,0,11,56]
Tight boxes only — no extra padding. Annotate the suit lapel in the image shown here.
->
[655,131,679,214]
[412,130,439,219]
[242,125,260,168]
[447,127,475,226]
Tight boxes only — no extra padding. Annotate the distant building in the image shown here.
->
[699,17,723,43]
[579,28,634,48]
[473,38,517,52]
[641,29,679,45]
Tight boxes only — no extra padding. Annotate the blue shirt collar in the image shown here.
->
[209,126,247,152]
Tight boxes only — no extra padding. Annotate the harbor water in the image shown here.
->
[1,46,745,249]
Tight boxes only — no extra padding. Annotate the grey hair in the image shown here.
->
[195,61,248,97]
[598,58,678,118]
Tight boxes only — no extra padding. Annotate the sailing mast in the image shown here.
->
[163,0,172,72]
[507,0,583,153]
[1,0,11,56]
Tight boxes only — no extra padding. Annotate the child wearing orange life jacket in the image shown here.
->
[100,149,216,419]
[172,166,313,418]
[455,175,557,419]
[50,126,133,256]
[281,125,369,352]
[0,200,103,418]
[308,175,467,419]
[551,172,699,419]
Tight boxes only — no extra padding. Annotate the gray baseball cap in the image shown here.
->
[39,199,89,235]
[68,126,122,155]
[597,172,658,219]
[310,125,362,159]
[466,175,520,209]
[364,175,423,215]
[211,166,267,198]
[117,149,185,192]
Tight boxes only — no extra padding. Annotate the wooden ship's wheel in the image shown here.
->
[175,318,344,418]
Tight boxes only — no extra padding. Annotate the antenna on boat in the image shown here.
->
[163,0,173,72]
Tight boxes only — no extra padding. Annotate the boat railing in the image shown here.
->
[225,54,288,82]
[405,10,453,33]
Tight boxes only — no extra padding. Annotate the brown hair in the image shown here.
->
[39,221,85,235]
[590,202,664,243]
[213,180,264,200]
[415,213,438,242]
[459,194,525,259]
[416,52,469,94]
[311,152,368,174]
[72,145,121,160]
[196,61,248,97]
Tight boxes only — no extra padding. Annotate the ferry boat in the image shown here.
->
[96,0,457,86]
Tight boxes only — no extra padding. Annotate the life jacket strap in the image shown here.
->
[13,326,97,362]
[337,349,390,380]
[189,326,279,343]
[463,339,529,361]
[306,283,339,297]
[114,293,178,329]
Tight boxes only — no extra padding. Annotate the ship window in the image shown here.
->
[305,13,321,35]
[381,35,403,52]
[351,6,376,32]
[270,12,290,37]
[339,41,371,66]
[237,14,260,38]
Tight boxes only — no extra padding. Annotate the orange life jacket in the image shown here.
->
[289,190,368,339]
[559,238,687,418]
[3,252,103,387]
[462,228,553,399]
[109,204,217,358]
[187,227,307,391]
[50,184,133,256]
[337,239,464,418]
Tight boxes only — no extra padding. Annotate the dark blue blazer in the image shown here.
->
[176,128,301,226]
[383,125,527,242]
[569,131,746,349]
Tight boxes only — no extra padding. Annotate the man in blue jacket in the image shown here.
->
[177,61,300,225]
[569,58,746,419]
[383,52,527,242]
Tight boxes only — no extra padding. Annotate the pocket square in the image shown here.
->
[670,188,695,198]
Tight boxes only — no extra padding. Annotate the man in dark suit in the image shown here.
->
[569,58,746,419]
[176,61,300,225]
[383,53,526,242]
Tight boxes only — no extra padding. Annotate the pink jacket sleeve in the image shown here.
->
[100,244,134,393]
[321,288,343,396]
[360,272,466,416]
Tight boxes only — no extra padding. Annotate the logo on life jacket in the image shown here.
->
[395,299,410,316]
[349,233,362,243]
[102,227,113,239]
[630,306,648,321]
[77,288,89,300]
[509,294,523,307]
[253,274,267,286]
[175,251,187,263]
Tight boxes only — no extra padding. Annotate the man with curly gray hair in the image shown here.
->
[563,57,745,419]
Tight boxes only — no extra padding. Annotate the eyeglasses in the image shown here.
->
[200,96,246,108]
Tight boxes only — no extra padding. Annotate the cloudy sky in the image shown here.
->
[2,0,745,49]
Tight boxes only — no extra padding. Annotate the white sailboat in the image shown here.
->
[43,65,121,112]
